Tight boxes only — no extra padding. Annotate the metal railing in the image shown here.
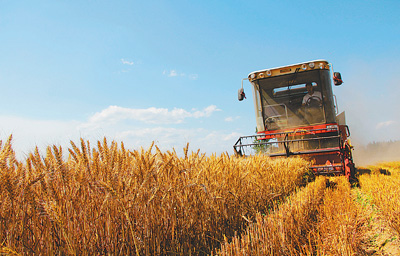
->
[233,128,341,157]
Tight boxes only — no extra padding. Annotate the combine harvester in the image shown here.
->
[234,60,355,179]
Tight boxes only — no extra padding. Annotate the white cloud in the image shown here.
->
[121,59,134,65]
[376,120,396,129]
[0,112,240,159]
[163,69,178,77]
[188,74,198,80]
[0,104,247,161]
[0,116,81,158]
[80,105,221,130]
[169,70,178,77]
[201,131,241,143]
[115,127,203,149]
[163,70,198,80]
[192,105,221,118]
[115,127,239,154]
[223,132,242,141]
[224,116,240,122]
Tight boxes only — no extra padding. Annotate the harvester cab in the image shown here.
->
[234,60,355,179]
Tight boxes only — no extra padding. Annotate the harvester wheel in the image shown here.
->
[345,158,351,180]
[344,146,356,181]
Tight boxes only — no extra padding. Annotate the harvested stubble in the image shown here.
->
[315,177,368,255]
[359,162,400,235]
[216,176,368,255]
[0,135,309,255]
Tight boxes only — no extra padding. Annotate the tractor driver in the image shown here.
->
[299,82,324,124]
[302,82,322,107]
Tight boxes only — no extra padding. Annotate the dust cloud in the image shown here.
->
[334,60,400,167]
[352,140,400,167]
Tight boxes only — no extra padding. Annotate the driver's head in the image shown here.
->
[306,82,314,93]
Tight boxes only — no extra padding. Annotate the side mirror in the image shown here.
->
[238,88,246,101]
[333,72,343,86]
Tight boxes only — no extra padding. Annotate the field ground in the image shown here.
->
[1,136,400,255]
[353,187,400,255]
[353,162,400,256]
[217,166,400,256]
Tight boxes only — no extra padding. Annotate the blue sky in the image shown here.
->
[1,0,399,158]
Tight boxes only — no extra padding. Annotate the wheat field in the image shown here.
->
[216,162,400,256]
[1,135,400,255]
[0,135,309,255]
[356,162,400,255]
[216,176,368,255]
